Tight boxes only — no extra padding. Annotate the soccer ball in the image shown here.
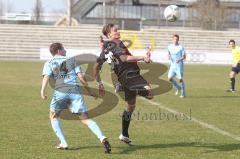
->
[164,5,181,22]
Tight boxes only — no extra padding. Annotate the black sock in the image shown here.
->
[122,110,132,137]
[230,78,235,90]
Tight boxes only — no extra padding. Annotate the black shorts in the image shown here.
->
[232,63,240,74]
[120,74,150,101]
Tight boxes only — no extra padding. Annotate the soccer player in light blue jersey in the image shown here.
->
[40,43,111,153]
[167,34,186,98]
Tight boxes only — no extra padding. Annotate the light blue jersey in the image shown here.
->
[42,55,82,89]
[168,44,185,79]
[42,55,87,113]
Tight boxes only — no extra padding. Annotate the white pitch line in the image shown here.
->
[102,81,240,142]
[141,98,240,142]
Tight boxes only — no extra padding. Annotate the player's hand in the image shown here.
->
[144,52,151,63]
[144,46,151,63]
[176,59,180,63]
[40,91,47,100]
[144,56,151,63]
[98,84,105,97]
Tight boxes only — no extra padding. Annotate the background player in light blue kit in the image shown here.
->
[167,34,186,98]
[40,43,111,153]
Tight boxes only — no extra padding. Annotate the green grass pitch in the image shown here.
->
[0,61,240,159]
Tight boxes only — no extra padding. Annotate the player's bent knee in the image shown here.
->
[49,112,59,120]
[81,118,94,125]
[144,85,151,90]
[81,119,90,125]
[79,112,91,124]
[146,90,154,100]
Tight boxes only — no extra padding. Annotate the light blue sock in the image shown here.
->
[180,81,186,96]
[87,120,106,142]
[171,79,180,91]
[51,119,67,145]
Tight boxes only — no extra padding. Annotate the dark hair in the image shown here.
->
[173,34,179,39]
[229,39,235,45]
[49,42,63,56]
[102,23,115,37]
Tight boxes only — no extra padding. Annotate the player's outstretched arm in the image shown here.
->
[41,75,49,100]
[119,55,150,63]
[120,47,151,63]
[77,73,97,99]
[119,55,144,62]
[145,46,151,63]
[93,63,105,97]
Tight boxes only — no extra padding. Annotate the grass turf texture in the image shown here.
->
[0,61,240,159]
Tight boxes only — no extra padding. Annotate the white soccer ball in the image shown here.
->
[164,5,181,22]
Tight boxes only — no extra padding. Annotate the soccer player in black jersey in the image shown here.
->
[93,23,153,145]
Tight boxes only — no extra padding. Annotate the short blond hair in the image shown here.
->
[102,23,115,37]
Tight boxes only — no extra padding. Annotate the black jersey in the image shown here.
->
[97,39,140,85]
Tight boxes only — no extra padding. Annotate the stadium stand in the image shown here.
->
[0,24,240,60]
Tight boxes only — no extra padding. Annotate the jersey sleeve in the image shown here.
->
[72,58,83,74]
[105,40,128,57]
[74,64,82,74]
[116,41,129,56]
[42,62,52,76]
[234,46,240,62]
[96,50,107,66]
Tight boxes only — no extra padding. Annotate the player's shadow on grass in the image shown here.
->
[188,95,239,99]
[198,143,240,153]
[118,142,197,154]
[67,146,101,151]
[118,142,240,154]
[64,142,240,154]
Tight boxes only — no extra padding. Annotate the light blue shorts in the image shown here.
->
[168,66,184,79]
[50,86,87,114]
